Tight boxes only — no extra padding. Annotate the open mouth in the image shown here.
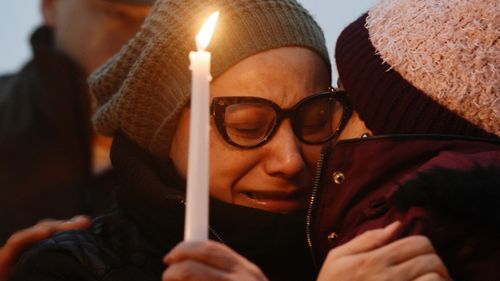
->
[240,190,305,213]
[242,191,301,200]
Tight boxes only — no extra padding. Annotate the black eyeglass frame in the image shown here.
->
[210,87,353,149]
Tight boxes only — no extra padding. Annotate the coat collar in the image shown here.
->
[110,134,316,279]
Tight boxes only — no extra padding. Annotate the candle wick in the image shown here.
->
[196,42,204,52]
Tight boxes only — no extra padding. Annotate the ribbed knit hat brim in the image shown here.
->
[335,12,498,138]
[90,0,330,158]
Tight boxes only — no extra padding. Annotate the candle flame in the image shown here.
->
[196,11,220,50]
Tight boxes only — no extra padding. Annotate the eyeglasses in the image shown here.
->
[210,87,352,148]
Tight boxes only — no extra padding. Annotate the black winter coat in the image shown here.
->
[9,135,317,281]
[0,27,116,243]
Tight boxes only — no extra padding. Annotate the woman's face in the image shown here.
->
[169,47,330,213]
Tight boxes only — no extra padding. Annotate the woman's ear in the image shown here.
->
[41,0,58,27]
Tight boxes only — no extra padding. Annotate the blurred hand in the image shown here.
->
[317,221,451,281]
[0,215,91,281]
[163,240,268,281]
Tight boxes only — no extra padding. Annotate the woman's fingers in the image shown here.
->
[163,259,228,281]
[413,272,450,281]
[372,235,449,280]
[164,240,249,270]
[318,222,451,281]
[163,240,268,281]
[372,235,435,265]
[35,215,91,235]
[393,253,450,280]
[327,221,400,260]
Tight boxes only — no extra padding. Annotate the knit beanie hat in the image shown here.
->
[335,0,499,138]
[90,0,330,158]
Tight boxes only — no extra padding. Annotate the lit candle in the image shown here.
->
[184,11,220,241]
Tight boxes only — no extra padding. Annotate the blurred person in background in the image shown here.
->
[0,0,153,243]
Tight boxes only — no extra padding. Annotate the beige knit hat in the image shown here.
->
[335,0,499,138]
[90,0,330,158]
[368,0,499,136]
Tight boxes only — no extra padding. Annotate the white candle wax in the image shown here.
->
[185,50,211,241]
[184,11,219,241]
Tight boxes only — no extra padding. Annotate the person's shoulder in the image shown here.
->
[0,62,36,110]
[0,72,16,86]
[10,208,130,280]
[0,72,19,101]
[9,229,104,281]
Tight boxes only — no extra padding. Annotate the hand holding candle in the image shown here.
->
[184,11,220,242]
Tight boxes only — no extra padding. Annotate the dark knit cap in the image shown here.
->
[90,0,330,158]
[336,2,498,138]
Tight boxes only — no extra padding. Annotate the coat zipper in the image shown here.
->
[209,225,226,244]
[180,200,226,245]
[306,147,328,271]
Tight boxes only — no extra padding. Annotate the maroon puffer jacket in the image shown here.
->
[309,135,500,281]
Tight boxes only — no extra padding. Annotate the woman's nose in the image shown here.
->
[262,121,305,178]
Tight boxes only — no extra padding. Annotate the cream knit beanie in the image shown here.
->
[335,0,499,137]
[90,0,330,158]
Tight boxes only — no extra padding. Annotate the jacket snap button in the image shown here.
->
[327,231,338,242]
[332,171,345,184]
